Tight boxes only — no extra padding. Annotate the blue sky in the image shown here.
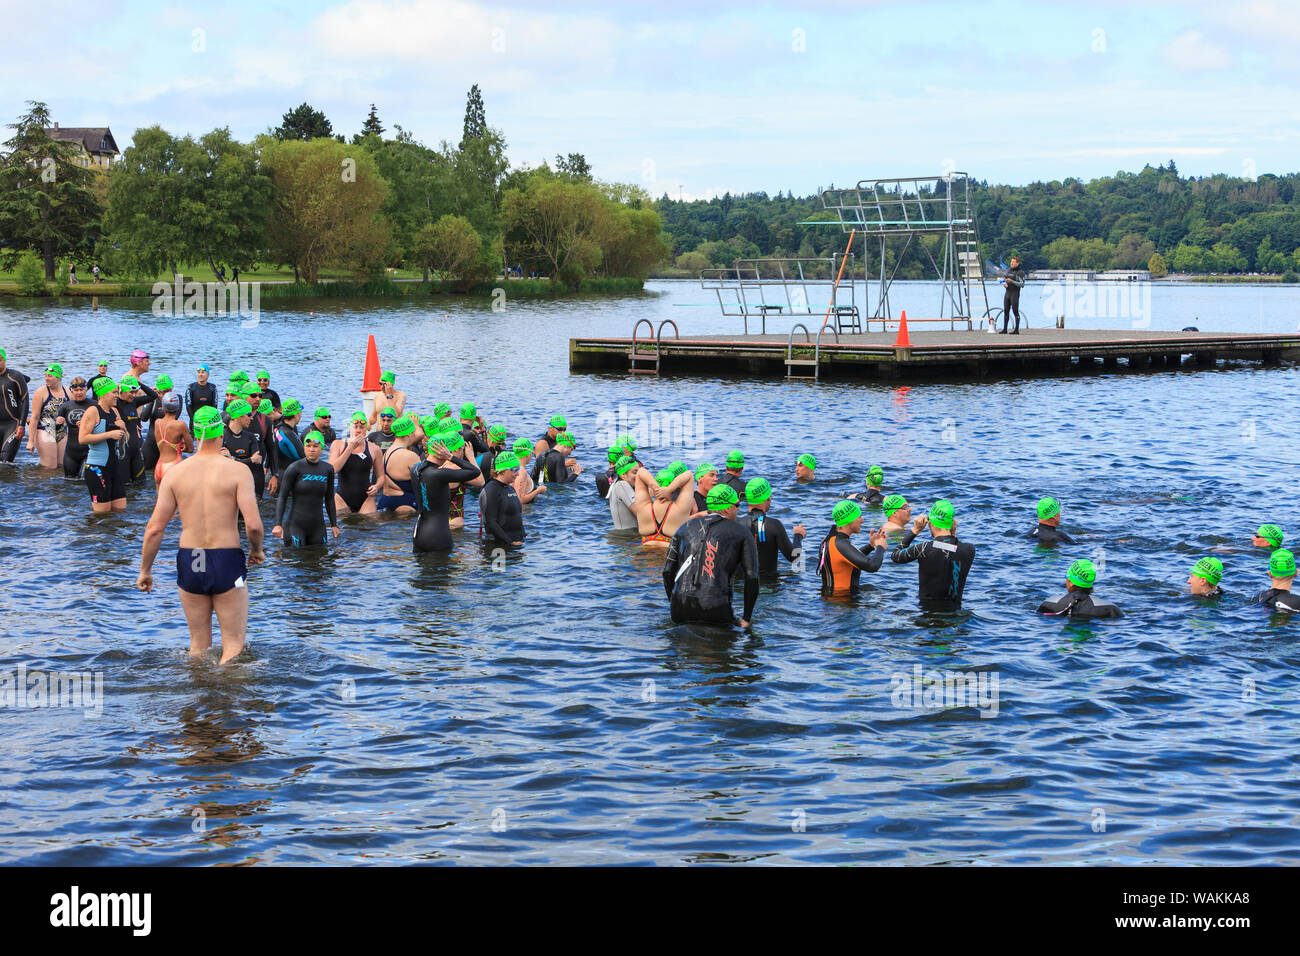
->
[4,0,1297,198]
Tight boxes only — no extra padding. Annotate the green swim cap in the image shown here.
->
[1257,524,1284,549]
[380,370,396,383]
[882,494,908,518]
[1067,559,1097,588]
[745,477,772,505]
[45,362,63,378]
[314,406,330,419]
[833,499,862,527]
[97,358,106,367]
[256,369,269,380]
[303,430,325,445]
[694,462,718,480]
[459,402,476,420]
[1191,556,1224,586]
[240,382,261,397]
[726,450,744,468]
[1037,496,1061,521]
[193,406,224,439]
[435,416,454,433]
[706,484,739,511]
[391,414,415,437]
[226,398,252,418]
[434,402,451,418]
[282,399,302,416]
[1269,549,1296,578]
[866,465,884,485]
[617,433,638,453]
[230,370,249,384]
[513,438,533,457]
[436,431,465,451]
[419,414,438,433]
[668,461,688,478]
[257,399,272,415]
[929,499,955,530]
[488,424,507,441]
[616,455,637,476]
[656,468,675,488]
[155,374,173,390]
[492,451,519,472]
[549,414,567,429]
[119,375,139,391]
[555,432,576,449]
[797,453,816,471]
[607,445,622,464]
[92,377,118,397]
[351,411,368,424]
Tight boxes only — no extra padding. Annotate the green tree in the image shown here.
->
[189,128,273,275]
[1171,243,1207,273]
[362,128,455,274]
[360,104,384,138]
[16,250,46,294]
[460,84,487,150]
[0,101,104,279]
[598,204,669,279]
[103,125,191,277]
[274,103,334,141]
[262,138,393,281]
[1147,251,1168,278]
[675,250,709,273]
[1255,235,1274,272]
[556,153,591,181]
[1209,241,1246,273]
[412,214,480,281]
[502,178,610,285]
[1114,232,1156,269]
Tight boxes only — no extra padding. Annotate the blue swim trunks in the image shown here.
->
[176,547,247,595]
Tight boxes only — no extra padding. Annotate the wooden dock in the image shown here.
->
[569,327,1300,379]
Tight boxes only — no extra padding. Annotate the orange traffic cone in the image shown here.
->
[894,310,911,348]
[361,334,382,392]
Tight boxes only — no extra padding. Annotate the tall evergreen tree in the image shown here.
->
[360,104,384,138]
[274,103,334,141]
[460,84,486,149]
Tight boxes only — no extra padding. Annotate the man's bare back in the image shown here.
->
[164,453,253,548]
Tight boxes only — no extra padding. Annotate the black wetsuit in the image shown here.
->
[1029,523,1075,544]
[412,456,481,552]
[301,421,337,445]
[461,425,489,458]
[251,412,278,494]
[479,475,525,546]
[259,387,282,412]
[1251,588,1300,613]
[817,528,885,594]
[479,445,503,478]
[719,472,746,497]
[846,488,885,506]
[890,530,976,606]
[741,508,804,575]
[274,457,338,546]
[59,396,96,477]
[185,381,218,425]
[662,513,759,625]
[532,448,578,484]
[121,384,159,484]
[595,465,616,500]
[1038,590,1123,619]
[222,423,265,497]
[0,367,31,462]
[273,421,305,479]
[1001,266,1025,332]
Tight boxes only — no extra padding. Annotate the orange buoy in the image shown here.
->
[894,310,911,348]
[361,334,382,392]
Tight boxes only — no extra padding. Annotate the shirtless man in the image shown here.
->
[152,394,194,484]
[137,406,265,664]
[368,370,406,426]
[510,437,546,504]
[631,465,696,547]
[880,495,912,535]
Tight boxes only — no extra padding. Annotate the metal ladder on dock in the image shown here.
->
[785,323,839,380]
[629,319,678,374]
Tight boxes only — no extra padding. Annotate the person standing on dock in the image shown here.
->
[1000,255,1026,334]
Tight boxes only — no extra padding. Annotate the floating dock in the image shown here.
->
[568,327,1300,379]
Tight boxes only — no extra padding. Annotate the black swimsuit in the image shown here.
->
[337,444,374,512]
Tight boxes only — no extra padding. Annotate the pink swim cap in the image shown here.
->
[130,349,149,362]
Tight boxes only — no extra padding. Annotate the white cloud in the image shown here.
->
[1163,30,1231,70]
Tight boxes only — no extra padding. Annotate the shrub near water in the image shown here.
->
[16,253,46,296]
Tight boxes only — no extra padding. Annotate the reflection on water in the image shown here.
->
[0,284,1299,864]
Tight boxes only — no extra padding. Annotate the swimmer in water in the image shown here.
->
[816,499,887,595]
[433,430,485,529]
[511,437,546,504]
[1029,496,1076,544]
[137,406,265,664]
[844,465,885,506]
[880,494,911,534]
[1253,524,1284,552]
[691,462,719,516]
[329,412,382,514]
[368,407,398,451]
[1037,559,1123,619]
[412,437,482,552]
[59,376,95,478]
[718,450,746,497]
[152,394,194,485]
[78,378,128,513]
[607,455,639,531]
[1251,549,1300,612]
[533,413,567,459]
[532,431,582,484]
[595,444,621,500]
[741,477,807,575]
[479,451,526,548]
[1188,557,1224,598]
[375,414,422,516]
[795,453,817,483]
[890,500,977,608]
[662,484,759,628]
[632,465,696,547]
[26,363,69,469]
[273,431,340,546]
[368,369,406,426]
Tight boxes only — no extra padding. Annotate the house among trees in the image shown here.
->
[43,122,119,170]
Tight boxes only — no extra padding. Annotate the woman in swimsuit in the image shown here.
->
[153,395,193,483]
[27,363,70,469]
[329,412,382,514]
[375,416,422,516]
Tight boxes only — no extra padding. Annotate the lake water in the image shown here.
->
[1,280,1298,865]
